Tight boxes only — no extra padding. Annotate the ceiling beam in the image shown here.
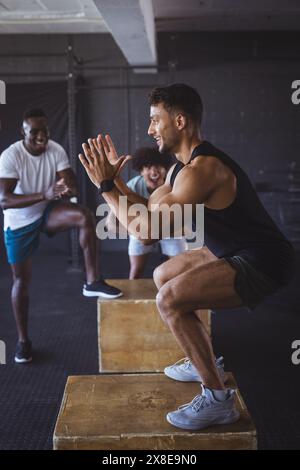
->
[93,0,157,72]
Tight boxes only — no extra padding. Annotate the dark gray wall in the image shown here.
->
[1,31,300,257]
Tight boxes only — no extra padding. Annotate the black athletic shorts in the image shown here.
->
[224,255,282,311]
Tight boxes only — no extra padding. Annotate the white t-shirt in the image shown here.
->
[0,139,70,230]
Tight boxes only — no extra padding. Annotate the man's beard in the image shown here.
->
[159,134,178,155]
[158,140,172,154]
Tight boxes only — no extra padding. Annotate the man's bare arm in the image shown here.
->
[79,136,221,244]
[107,168,176,233]
[113,176,148,205]
[0,178,68,210]
[147,163,175,209]
[102,159,221,244]
[0,178,45,209]
[113,163,176,207]
[104,164,176,236]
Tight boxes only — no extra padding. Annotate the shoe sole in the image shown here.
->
[164,368,228,384]
[164,369,201,382]
[166,410,240,431]
[14,356,32,364]
[82,290,123,298]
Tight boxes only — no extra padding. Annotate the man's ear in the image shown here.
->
[175,113,188,131]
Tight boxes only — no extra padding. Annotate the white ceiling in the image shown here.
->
[0,0,300,34]
[0,0,299,69]
[0,0,108,33]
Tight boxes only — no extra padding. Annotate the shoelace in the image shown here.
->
[191,393,211,412]
[178,391,210,413]
[172,357,193,370]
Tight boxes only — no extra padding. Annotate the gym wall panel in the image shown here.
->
[1,31,300,253]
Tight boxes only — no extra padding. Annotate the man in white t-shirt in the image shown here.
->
[0,108,122,364]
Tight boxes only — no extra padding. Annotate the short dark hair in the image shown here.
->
[132,147,173,172]
[23,108,47,121]
[148,83,203,126]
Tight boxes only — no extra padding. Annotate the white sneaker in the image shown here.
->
[164,356,227,383]
[166,385,240,431]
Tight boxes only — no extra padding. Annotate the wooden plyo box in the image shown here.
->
[53,373,257,450]
[98,279,211,373]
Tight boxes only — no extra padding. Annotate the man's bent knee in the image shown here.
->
[155,291,168,324]
[153,263,168,289]
[156,283,179,321]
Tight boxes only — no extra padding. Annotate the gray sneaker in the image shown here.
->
[164,356,227,383]
[166,385,240,431]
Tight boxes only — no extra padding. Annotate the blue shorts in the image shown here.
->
[4,201,59,265]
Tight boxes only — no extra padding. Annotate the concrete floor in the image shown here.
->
[0,249,299,449]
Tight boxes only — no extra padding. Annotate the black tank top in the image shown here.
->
[170,140,295,286]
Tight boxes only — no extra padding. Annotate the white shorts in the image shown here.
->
[128,236,187,257]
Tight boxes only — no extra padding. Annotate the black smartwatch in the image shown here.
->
[99,179,115,194]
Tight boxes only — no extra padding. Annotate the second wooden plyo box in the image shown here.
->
[98,279,211,373]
